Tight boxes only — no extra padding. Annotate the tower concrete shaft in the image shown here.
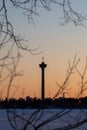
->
[39,61,47,100]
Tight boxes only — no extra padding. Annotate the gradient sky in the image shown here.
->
[2,1,87,99]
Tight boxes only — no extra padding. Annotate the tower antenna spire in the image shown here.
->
[42,57,44,62]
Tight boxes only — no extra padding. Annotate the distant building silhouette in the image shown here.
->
[39,57,47,100]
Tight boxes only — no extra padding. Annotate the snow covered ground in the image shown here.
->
[0,109,87,130]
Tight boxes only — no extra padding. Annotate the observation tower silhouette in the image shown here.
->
[39,57,47,100]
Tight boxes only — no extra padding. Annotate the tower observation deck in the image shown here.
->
[39,58,47,100]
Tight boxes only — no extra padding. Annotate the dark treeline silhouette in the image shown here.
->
[0,96,87,109]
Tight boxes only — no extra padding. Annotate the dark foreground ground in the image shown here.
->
[0,96,87,109]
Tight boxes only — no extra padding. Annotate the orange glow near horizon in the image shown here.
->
[2,55,87,100]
